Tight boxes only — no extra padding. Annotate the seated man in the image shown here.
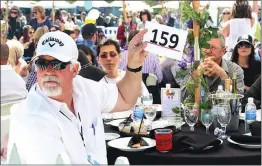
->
[6,30,149,164]
[1,43,28,104]
[119,30,163,83]
[182,35,244,100]
[97,39,149,97]
[242,75,261,111]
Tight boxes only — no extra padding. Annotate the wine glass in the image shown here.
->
[201,109,214,134]
[142,93,153,106]
[217,103,231,139]
[184,103,199,131]
[144,105,157,130]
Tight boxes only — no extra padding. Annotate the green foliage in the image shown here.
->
[180,1,219,59]
[176,68,189,79]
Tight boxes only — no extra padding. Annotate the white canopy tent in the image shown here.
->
[34,1,75,9]
[201,1,261,8]
[118,1,153,13]
[1,1,37,8]
[110,1,124,8]
[73,1,111,8]
[151,1,179,9]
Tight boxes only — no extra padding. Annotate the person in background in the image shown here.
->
[25,11,31,23]
[54,9,65,31]
[6,40,27,77]
[96,28,105,45]
[63,29,76,40]
[117,12,137,49]
[96,13,105,26]
[8,6,23,40]
[78,23,98,56]
[103,16,112,27]
[231,35,261,91]
[50,25,61,32]
[25,26,49,91]
[19,13,27,27]
[75,14,83,27]
[73,25,82,43]
[1,20,8,44]
[119,30,163,83]
[97,39,149,97]
[155,14,164,24]
[242,75,261,111]
[77,49,106,81]
[138,9,151,30]
[1,43,27,104]
[29,6,52,31]
[61,10,68,22]
[80,11,86,22]
[223,0,254,53]
[19,25,35,62]
[219,8,231,29]
[77,44,98,66]
[65,13,75,30]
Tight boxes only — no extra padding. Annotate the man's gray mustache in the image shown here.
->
[41,76,61,84]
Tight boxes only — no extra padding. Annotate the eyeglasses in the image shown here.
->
[11,11,18,15]
[35,59,71,70]
[99,52,118,58]
[237,43,252,49]
[33,12,37,15]
[222,12,230,15]
[209,46,223,51]
[29,31,34,34]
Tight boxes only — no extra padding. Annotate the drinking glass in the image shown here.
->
[217,103,231,139]
[201,109,214,134]
[144,105,157,130]
[184,103,199,131]
[142,93,153,106]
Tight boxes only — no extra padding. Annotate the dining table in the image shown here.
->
[105,119,261,165]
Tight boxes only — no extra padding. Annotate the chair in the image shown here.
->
[142,73,161,104]
[105,27,118,40]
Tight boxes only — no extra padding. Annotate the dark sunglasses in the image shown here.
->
[35,59,71,70]
[222,12,230,15]
[32,12,37,14]
[29,31,34,34]
[50,29,56,32]
[237,43,252,49]
[11,11,18,15]
[99,52,118,58]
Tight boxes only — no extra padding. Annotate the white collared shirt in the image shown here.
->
[1,65,28,104]
[7,75,118,164]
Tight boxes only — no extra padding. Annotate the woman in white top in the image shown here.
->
[97,39,149,98]
[223,0,254,52]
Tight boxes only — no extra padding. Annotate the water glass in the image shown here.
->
[142,93,153,106]
[144,105,157,130]
[217,103,231,139]
[184,103,199,131]
[201,109,214,134]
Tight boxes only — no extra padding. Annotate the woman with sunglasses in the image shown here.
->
[19,25,35,62]
[219,8,231,29]
[7,6,23,40]
[29,6,52,31]
[231,35,261,91]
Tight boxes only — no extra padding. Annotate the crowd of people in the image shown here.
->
[0,0,261,164]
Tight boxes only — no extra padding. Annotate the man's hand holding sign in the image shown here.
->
[143,21,188,61]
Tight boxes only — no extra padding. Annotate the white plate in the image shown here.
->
[227,134,261,149]
[188,139,223,151]
[104,133,120,141]
[108,137,156,152]
[108,119,125,127]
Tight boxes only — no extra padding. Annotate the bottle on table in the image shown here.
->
[231,73,237,94]
[245,97,257,133]
[224,79,232,98]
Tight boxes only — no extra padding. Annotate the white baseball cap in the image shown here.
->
[35,31,78,62]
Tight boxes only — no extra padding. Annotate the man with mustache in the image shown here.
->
[6,30,149,164]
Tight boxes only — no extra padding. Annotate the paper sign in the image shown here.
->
[143,21,188,61]
[161,88,181,118]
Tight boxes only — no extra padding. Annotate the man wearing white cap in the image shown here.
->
[6,30,149,164]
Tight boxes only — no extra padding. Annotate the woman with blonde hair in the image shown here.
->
[29,5,52,31]
[6,39,27,76]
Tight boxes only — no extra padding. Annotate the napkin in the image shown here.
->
[230,134,261,144]
[172,132,221,152]
[249,121,261,136]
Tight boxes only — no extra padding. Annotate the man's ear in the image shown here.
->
[72,64,79,77]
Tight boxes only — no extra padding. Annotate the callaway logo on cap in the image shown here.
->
[35,31,78,62]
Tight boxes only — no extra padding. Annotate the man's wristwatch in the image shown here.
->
[127,66,142,73]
